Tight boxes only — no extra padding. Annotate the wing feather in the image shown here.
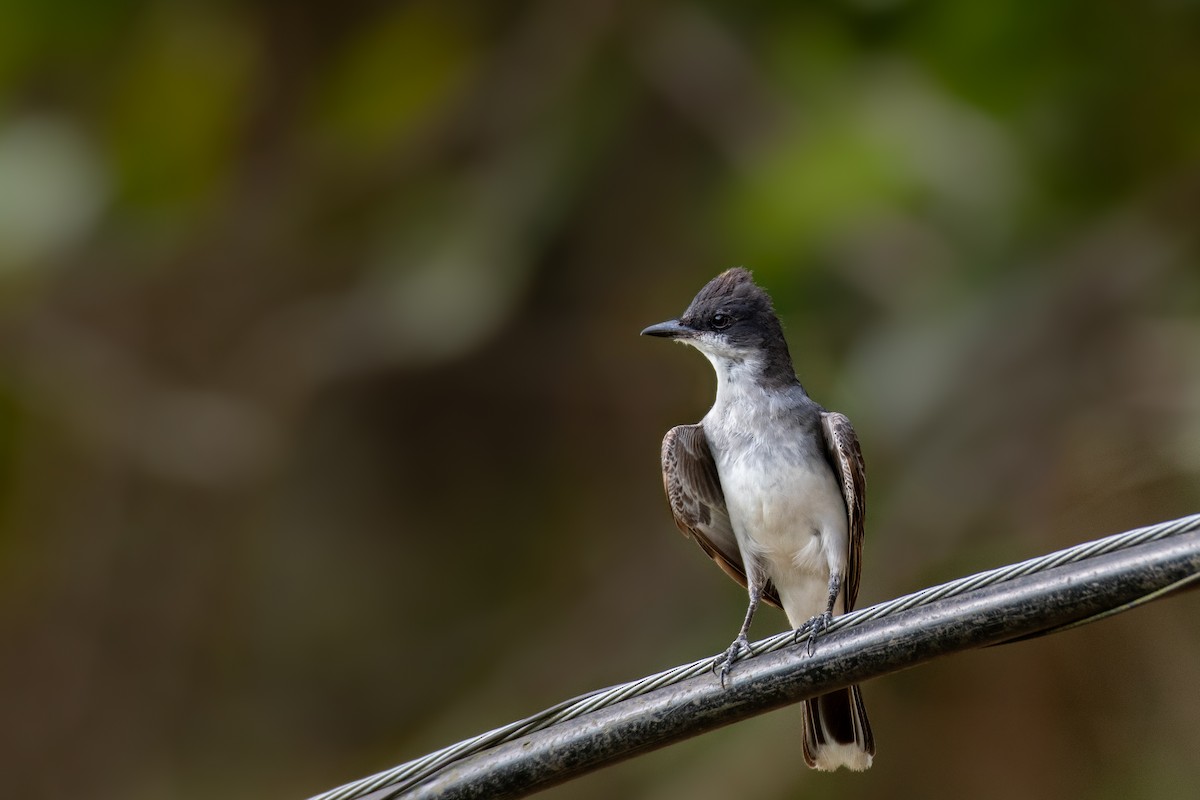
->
[820,412,866,610]
[661,424,780,608]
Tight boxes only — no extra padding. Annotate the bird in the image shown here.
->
[641,267,874,772]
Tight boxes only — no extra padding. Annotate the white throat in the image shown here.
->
[699,350,766,409]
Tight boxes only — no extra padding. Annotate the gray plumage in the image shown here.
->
[644,268,874,772]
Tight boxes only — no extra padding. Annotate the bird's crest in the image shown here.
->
[684,268,774,320]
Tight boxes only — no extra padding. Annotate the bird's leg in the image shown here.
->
[714,582,762,688]
[796,572,841,656]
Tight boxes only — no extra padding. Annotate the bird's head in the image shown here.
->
[641,268,790,368]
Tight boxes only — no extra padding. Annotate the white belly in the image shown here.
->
[721,458,849,628]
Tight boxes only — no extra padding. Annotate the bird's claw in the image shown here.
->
[712,634,751,688]
[795,612,833,656]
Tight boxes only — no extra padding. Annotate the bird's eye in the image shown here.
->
[711,312,733,330]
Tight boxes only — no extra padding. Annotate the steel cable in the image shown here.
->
[308,512,1200,800]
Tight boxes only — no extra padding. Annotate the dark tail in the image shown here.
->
[801,684,874,771]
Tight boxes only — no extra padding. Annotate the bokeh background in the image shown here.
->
[4,2,1200,799]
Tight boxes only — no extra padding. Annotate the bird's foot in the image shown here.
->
[712,634,751,688]
[795,611,833,656]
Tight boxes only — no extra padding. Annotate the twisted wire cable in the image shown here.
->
[308,512,1200,800]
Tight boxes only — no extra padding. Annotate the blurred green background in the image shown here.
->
[3,1,1200,799]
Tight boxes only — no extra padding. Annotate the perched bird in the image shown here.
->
[642,268,874,771]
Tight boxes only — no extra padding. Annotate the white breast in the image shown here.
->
[717,439,849,628]
[700,354,850,627]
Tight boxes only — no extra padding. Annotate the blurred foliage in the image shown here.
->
[1,2,1200,799]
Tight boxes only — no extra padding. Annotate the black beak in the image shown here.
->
[640,319,695,338]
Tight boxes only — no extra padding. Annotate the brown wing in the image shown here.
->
[820,412,867,611]
[661,424,781,608]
